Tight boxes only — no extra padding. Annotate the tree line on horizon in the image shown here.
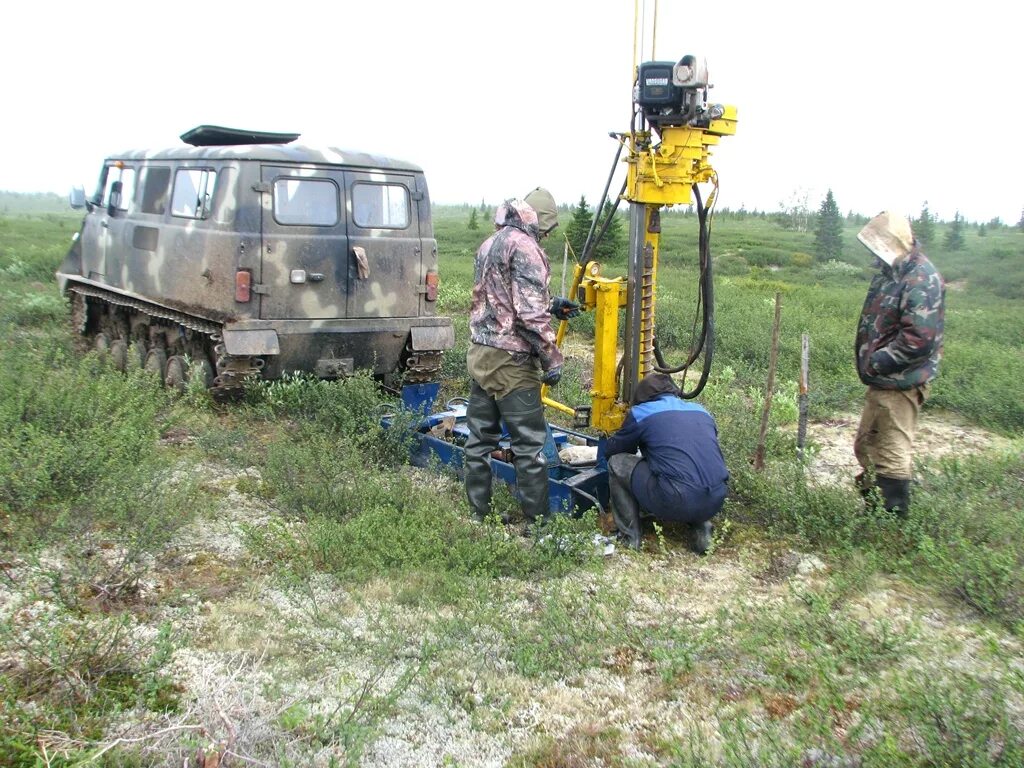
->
[466,193,1023,236]
[468,189,1020,266]
[2,189,1022,241]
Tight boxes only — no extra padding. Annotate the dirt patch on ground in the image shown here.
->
[802,409,1010,485]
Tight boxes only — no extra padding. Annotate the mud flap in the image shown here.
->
[410,324,455,351]
[222,329,280,356]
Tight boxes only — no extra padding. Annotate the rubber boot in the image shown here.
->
[876,475,911,518]
[607,454,642,549]
[464,381,502,521]
[854,471,873,501]
[692,520,713,555]
[497,387,550,525]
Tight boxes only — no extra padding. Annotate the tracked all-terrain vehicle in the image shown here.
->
[58,126,454,394]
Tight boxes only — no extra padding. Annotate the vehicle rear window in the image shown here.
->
[171,169,217,219]
[273,178,339,226]
[352,182,409,229]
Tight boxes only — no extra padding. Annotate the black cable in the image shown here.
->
[584,180,628,264]
[581,140,625,264]
[653,184,715,399]
[654,186,708,370]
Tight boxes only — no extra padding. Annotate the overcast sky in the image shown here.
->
[2,0,1020,224]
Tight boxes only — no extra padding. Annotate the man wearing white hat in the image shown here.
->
[853,211,946,516]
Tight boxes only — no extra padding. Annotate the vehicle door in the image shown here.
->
[81,163,136,283]
[259,166,349,320]
[344,172,422,319]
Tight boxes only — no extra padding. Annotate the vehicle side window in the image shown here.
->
[171,169,217,219]
[352,182,409,229]
[102,166,136,211]
[141,167,172,215]
[273,178,339,226]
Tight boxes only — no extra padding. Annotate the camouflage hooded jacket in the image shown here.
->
[469,200,563,371]
[856,248,945,390]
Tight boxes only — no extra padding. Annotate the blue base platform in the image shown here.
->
[384,384,609,516]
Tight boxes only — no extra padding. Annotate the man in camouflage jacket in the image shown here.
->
[853,211,945,516]
[464,189,578,525]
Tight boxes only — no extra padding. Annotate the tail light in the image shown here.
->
[235,270,252,302]
[425,271,439,302]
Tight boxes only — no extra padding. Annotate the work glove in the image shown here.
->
[541,365,563,386]
[550,296,581,320]
[868,349,899,376]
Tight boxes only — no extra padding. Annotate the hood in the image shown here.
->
[858,211,914,267]
[633,372,681,405]
[523,187,559,237]
[494,198,541,240]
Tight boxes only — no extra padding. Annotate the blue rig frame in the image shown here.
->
[384,382,610,516]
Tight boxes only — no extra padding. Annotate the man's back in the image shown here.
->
[607,396,729,491]
[469,199,561,370]
[856,248,945,389]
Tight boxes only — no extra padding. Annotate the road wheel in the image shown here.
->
[164,355,187,394]
[109,339,129,372]
[129,341,147,370]
[144,348,168,381]
[194,358,215,388]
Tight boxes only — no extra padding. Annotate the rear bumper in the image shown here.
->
[223,316,454,377]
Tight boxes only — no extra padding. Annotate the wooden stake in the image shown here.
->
[797,333,809,460]
[753,292,782,471]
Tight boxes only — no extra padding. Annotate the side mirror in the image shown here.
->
[107,180,122,216]
[69,186,87,210]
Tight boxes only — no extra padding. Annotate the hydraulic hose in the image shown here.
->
[581,140,626,264]
[653,183,714,399]
[585,180,628,264]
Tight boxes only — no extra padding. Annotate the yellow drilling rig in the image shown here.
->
[396,7,737,516]
[543,42,737,434]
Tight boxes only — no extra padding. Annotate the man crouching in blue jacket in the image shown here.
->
[604,373,729,553]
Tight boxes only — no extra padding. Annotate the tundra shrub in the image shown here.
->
[0,342,169,526]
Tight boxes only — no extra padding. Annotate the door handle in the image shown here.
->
[101,220,110,228]
[352,246,369,279]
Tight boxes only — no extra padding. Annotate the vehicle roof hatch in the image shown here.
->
[180,125,301,147]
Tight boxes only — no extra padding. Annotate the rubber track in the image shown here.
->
[68,283,222,337]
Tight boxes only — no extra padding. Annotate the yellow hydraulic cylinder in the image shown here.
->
[589,276,630,432]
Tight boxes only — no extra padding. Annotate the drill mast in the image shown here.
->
[544,76,737,433]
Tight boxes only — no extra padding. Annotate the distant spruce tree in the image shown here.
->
[813,189,843,262]
[944,210,966,251]
[468,208,479,231]
[1018,208,1024,231]
[915,202,935,247]
[592,201,625,261]
[978,222,987,237]
[564,196,594,259]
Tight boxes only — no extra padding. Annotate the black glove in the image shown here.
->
[550,296,581,320]
[541,365,563,386]
[869,349,899,376]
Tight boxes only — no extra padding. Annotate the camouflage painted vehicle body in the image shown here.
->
[58,127,454,391]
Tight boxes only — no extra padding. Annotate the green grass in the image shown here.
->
[434,205,1024,433]
[0,203,1021,765]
